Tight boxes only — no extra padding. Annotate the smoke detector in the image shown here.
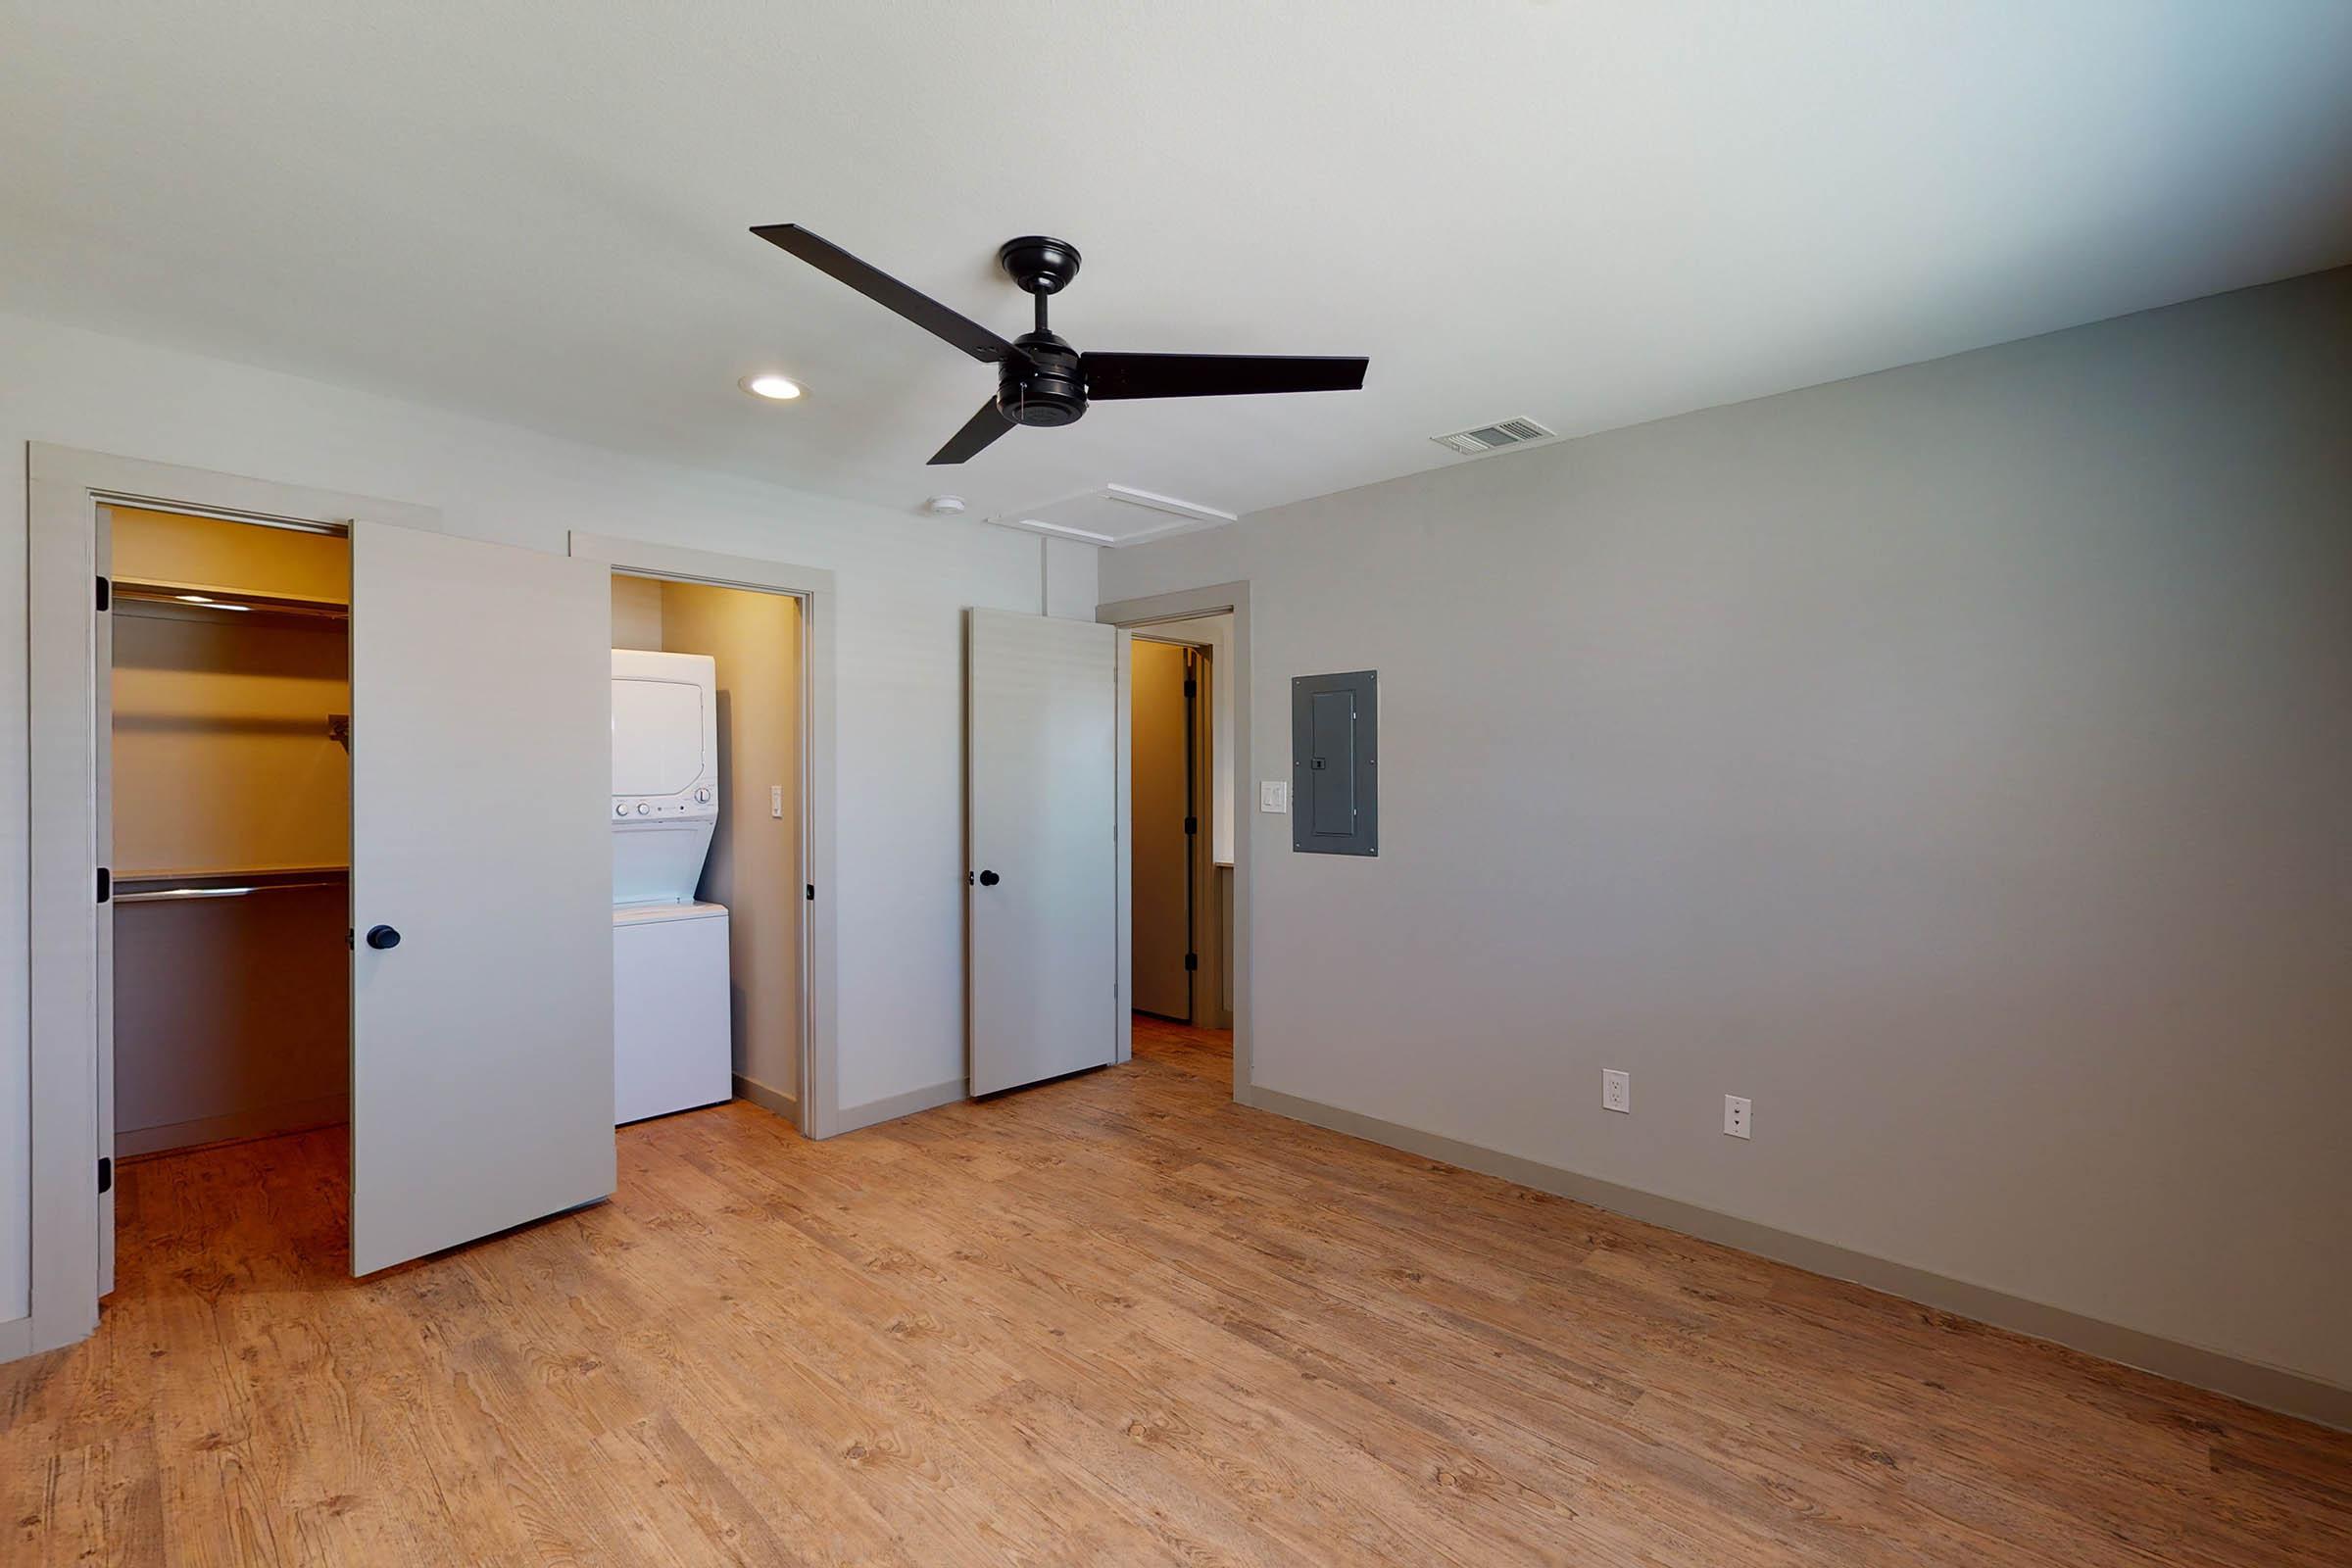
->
[923,494,968,515]
[1432,416,1554,457]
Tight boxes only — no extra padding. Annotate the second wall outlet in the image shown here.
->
[1724,1095,1752,1140]
[1602,1069,1630,1114]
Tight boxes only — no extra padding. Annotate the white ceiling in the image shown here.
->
[5,2,2350,544]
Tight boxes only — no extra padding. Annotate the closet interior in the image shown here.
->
[109,506,352,1160]
[609,571,804,1128]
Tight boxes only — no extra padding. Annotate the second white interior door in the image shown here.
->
[967,610,1120,1097]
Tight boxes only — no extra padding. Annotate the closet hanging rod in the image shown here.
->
[111,575,349,619]
[112,866,348,902]
[114,880,344,904]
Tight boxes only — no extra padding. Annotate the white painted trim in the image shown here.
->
[730,1073,798,1123]
[1097,582,1251,1101]
[991,513,1119,546]
[832,1076,966,1135]
[1248,1083,2352,1434]
[1113,632,1133,1065]
[565,532,842,1140]
[983,484,1239,551]
[21,442,441,1364]
[1102,484,1237,528]
[117,1095,348,1159]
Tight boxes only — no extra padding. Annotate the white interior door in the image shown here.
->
[967,610,1120,1096]
[349,521,613,1275]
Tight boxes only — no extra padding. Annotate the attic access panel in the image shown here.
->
[1291,670,1377,856]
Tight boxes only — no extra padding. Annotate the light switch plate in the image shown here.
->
[770,784,784,819]
[1260,780,1289,813]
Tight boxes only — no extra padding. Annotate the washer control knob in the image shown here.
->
[614,802,628,817]
[635,801,651,814]
[696,786,712,804]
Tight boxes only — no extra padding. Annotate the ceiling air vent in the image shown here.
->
[1432,416,1554,457]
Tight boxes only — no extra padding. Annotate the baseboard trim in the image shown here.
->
[731,1073,800,1128]
[833,1076,966,1136]
[117,1094,349,1159]
[1244,1084,2352,1433]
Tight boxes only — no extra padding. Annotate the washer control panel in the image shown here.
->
[612,786,717,820]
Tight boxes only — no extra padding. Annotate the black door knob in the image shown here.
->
[365,924,402,950]
[977,869,1001,887]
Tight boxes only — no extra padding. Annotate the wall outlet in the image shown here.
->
[770,784,785,819]
[1602,1069,1631,1114]
[1724,1095,1751,1140]
[1260,780,1289,813]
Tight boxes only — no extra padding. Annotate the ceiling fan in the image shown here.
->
[751,224,1369,465]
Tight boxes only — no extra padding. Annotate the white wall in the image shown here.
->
[0,308,1098,1324]
[1101,268,2352,1392]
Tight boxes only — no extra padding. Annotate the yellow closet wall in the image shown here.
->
[658,581,802,1109]
[110,509,349,875]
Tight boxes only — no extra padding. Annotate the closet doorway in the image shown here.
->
[84,499,616,1290]
[568,531,841,1140]
[104,507,354,1284]
[107,514,353,1152]
[608,571,806,1131]
[27,443,615,1357]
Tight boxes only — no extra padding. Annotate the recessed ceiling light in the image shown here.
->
[739,373,803,401]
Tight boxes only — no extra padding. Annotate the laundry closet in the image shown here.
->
[108,506,353,1158]
[609,572,804,1127]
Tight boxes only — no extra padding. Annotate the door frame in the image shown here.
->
[1127,632,1221,1029]
[1097,583,1251,1102]
[566,533,842,1139]
[20,442,438,1359]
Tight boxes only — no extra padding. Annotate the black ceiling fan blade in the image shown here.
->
[1081,352,1368,401]
[929,399,1016,465]
[752,223,1025,365]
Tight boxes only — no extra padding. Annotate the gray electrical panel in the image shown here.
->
[1291,670,1377,855]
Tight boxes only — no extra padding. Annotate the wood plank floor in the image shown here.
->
[6,1015,2349,1565]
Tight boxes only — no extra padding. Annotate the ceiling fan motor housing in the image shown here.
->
[1000,330,1087,426]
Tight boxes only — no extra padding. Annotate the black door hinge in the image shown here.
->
[806,884,815,902]
[96,575,112,612]
[98,1156,113,1195]
[1184,815,1197,835]
[96,867,111,905]
[1184,953,1199,972]
[1183,678,1197,698]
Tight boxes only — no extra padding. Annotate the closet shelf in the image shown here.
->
[113,575,348,620]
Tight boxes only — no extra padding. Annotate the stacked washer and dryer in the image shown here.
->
[611,650,733,1123]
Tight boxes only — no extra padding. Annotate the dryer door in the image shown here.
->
[348,521,614,1275]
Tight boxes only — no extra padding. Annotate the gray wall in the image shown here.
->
[1101,268,2352,1393]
